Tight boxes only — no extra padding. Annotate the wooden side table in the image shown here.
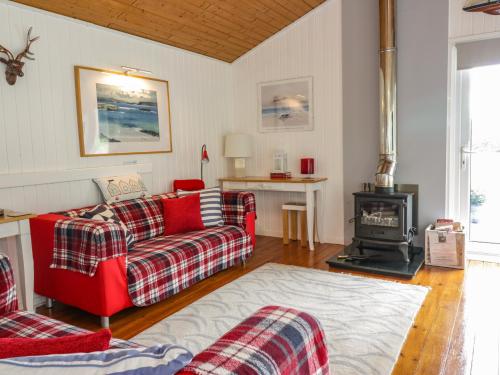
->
[0,211,36,311]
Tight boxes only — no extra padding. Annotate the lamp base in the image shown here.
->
[234,158,246,178]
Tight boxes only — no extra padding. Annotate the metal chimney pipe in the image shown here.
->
[375,0,397,193]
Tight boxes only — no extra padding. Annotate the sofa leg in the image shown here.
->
[100,316,110,328]
[46,298,54,309]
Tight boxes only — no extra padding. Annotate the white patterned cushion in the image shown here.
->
[0,344,193,375]
[177,187,224,227]
[93,174,150,204]
[80,204,134,248]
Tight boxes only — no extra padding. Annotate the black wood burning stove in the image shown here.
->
[352,192,416,262]
[328,0,425,278]
[326,187,423,278]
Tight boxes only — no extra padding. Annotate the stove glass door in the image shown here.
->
[360,201,400,228]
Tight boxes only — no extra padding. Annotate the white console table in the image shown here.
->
[219,177,327,251]
[0,212,36,311]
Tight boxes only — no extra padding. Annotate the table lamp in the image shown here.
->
[224,134,252,177]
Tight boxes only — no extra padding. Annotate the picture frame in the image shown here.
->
[257,76,313,133]
[74,66,173,157]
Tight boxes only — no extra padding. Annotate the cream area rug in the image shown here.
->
[133,263,429,375]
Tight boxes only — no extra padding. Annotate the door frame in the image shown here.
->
[447,32,500,255]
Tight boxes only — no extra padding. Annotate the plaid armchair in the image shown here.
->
[0,253,133,348]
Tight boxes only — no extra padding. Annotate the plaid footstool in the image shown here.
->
[178,305,330,375]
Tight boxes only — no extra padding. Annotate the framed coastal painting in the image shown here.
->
[258,76,313,133]
[74,66,172,156]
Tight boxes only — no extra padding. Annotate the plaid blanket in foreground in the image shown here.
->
[0,311,138,349]
[221,191,256,229]
[51,218,128,276]
[178,305,330,375]
[127,226,253,306]
[0,254,18,315]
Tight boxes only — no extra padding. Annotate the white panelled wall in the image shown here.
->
[232,0,343,244]
[449,0,500,39]
[0,0,343,245]
[0,0,233,213]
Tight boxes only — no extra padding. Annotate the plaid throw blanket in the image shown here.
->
[221,191,256,229]
[0,311,137,349]
[178,305,330,375]
[127,226,252,306]
[51,218,128,276]
[0,254,18,314]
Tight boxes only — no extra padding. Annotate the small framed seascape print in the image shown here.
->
[75,66,173,156]
[258,76,313,133]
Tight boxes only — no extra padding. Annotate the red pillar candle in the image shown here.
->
[301,158,315,175]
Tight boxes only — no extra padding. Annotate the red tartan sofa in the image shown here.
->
[0,254,330,374]
[29,191,256,326]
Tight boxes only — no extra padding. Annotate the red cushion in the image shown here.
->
[162,194,205,235]
[0,328,111,359]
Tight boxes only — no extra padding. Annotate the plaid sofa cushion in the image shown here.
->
[0,254,18,315]
[221,191,256,229]
[127,226,253,306]
[0,311,138,349]
[110,196,166,243]
[178,305,330,375]
[51,218,128,276]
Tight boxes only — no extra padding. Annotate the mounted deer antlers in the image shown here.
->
[0,27,39,86]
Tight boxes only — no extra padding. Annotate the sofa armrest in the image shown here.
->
[222,191,256,246]
[50,217,128,276]
[30,215,132,317]
[30,214,70,287]
[221,191,256,229]
[31,214,128,277]
[178,305,330,375]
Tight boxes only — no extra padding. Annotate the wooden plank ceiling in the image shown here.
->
[13,0,326,62]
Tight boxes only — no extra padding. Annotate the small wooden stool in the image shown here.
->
[282,203,308,247]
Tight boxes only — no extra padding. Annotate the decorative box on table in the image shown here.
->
[424,223,465,269]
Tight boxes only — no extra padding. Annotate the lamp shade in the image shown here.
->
[201,144,209,163]
[224,134,252,158]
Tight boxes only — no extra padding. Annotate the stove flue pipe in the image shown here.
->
[375,0,397,193]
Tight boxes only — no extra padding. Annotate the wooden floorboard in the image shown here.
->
[37,235,499,375]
